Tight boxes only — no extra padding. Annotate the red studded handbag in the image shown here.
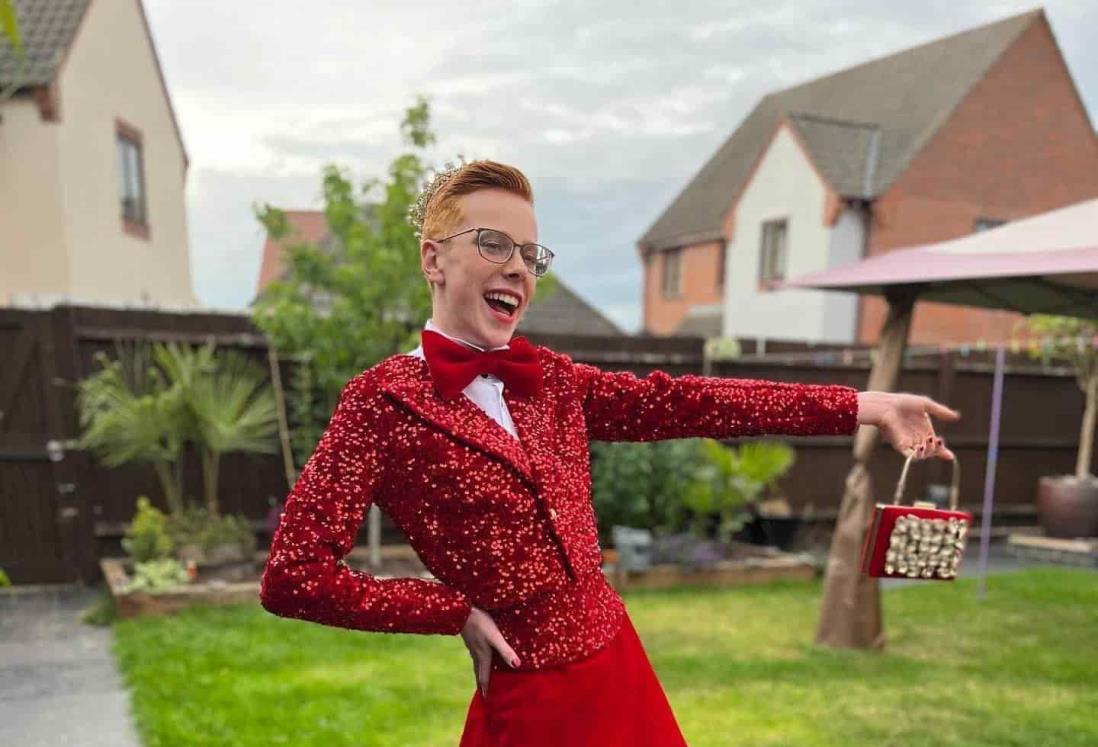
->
[860,453,972,580]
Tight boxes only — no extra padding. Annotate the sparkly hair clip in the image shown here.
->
[407,155,468,239]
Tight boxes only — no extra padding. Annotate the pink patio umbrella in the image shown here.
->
[781,197,1098,318]
[774,197,1098,649]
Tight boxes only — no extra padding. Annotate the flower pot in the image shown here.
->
[1036,474,1098,539]
[753,516,802,551]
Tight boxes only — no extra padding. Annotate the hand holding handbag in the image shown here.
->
[860,453,972,580]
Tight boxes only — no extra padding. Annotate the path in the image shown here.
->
[0,584,141,747]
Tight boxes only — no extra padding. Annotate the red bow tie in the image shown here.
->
[421,329,543,400]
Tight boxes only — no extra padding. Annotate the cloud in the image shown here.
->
[145,0,1098,333]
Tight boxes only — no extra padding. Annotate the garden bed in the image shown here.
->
[101,541,819,618]
[604,540,818,591]
[99,545,432,619]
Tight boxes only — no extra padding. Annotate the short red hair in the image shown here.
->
[421,160,534,240]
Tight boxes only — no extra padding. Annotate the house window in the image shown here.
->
[116,120,148,237]
[662,247,682,298]
[973,217,1005,232]
[759,219,787,289]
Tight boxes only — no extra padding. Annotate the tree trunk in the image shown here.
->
[1076,370,1097,479]
[202,449,220,517]
[153,460,183,515]
[814,286,918,650]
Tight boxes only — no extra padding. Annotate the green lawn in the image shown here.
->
[110,567,1097,746]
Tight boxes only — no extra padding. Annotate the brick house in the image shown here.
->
[638,9,1098,345]
[0,0,195,310]
[255,210,625,337]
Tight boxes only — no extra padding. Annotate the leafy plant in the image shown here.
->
[153,342,280,516]
[1015,315,1098,480]
[0,0,23,59]
[682,440,796,543]
[166,505,256,560]
[122,496,175,563]
[75,340,189,514]
[79,591,118,627]
[0,567,10,587]
[123,558,189,594]
[75,339,279,517]
[590,439,706,543]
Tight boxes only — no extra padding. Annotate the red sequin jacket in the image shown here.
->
[259,345,859,671]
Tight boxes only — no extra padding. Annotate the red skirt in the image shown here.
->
[458,611,688,746]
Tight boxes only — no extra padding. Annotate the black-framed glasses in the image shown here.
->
[433,227,554,277]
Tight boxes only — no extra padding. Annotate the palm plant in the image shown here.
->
[682,440,796,543]
[153,341,280,516]
[75,340,189,514]
[76,339,280,517]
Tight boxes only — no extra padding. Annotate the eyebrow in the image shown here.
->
[483,226,539,246]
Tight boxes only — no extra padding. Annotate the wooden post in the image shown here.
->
[814,285,920,650]
[265,342,297,489]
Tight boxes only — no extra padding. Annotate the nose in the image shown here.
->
[503,245,527,278]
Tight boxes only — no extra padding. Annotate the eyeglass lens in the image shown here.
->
[477,229,552,276]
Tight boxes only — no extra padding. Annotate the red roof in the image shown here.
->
[256,210,330,295]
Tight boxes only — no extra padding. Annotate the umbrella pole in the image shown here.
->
[815,286,919,650]
[976,345,1006,599]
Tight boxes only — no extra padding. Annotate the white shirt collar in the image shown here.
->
[423,318,510,352]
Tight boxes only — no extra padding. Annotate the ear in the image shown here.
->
[421,239,445,286]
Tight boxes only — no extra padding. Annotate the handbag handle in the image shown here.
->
[892,452,960,510]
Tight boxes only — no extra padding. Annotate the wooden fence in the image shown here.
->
[0,304,1089,584]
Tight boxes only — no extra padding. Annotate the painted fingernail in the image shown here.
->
[510,657,520,668]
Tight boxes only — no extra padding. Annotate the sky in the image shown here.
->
[143,0,1097,334]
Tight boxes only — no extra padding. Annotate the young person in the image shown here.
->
[260,160,958,745]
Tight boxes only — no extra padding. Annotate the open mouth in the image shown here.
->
[483,291,519,320]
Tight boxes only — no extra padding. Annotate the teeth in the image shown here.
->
[484,291,518,311]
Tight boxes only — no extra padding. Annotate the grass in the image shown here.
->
[110,567,1097,746]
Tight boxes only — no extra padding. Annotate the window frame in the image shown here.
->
[116,118,149,239]
[717,241,727,290]
[758,218,788,291]
[661,246,683,299]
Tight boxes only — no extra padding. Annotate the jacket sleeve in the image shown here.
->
[259,373,472,636]
[570,360,860,442]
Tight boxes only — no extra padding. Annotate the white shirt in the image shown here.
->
[405,318,519,439]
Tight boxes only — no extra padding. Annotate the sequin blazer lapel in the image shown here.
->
[379,354,549,491]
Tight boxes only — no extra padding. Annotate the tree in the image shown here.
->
[0,0,21,56]
[252,95,558,468]
[1017,314,1098,480]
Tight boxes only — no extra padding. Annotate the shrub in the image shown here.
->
[122,496,175,563]
[123,558,189,593]
[165,505,257,560]
[590,439,707,543]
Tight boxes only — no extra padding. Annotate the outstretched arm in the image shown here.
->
[572,361,859,442]
[570,357,960,459]
[260,374,472,635]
